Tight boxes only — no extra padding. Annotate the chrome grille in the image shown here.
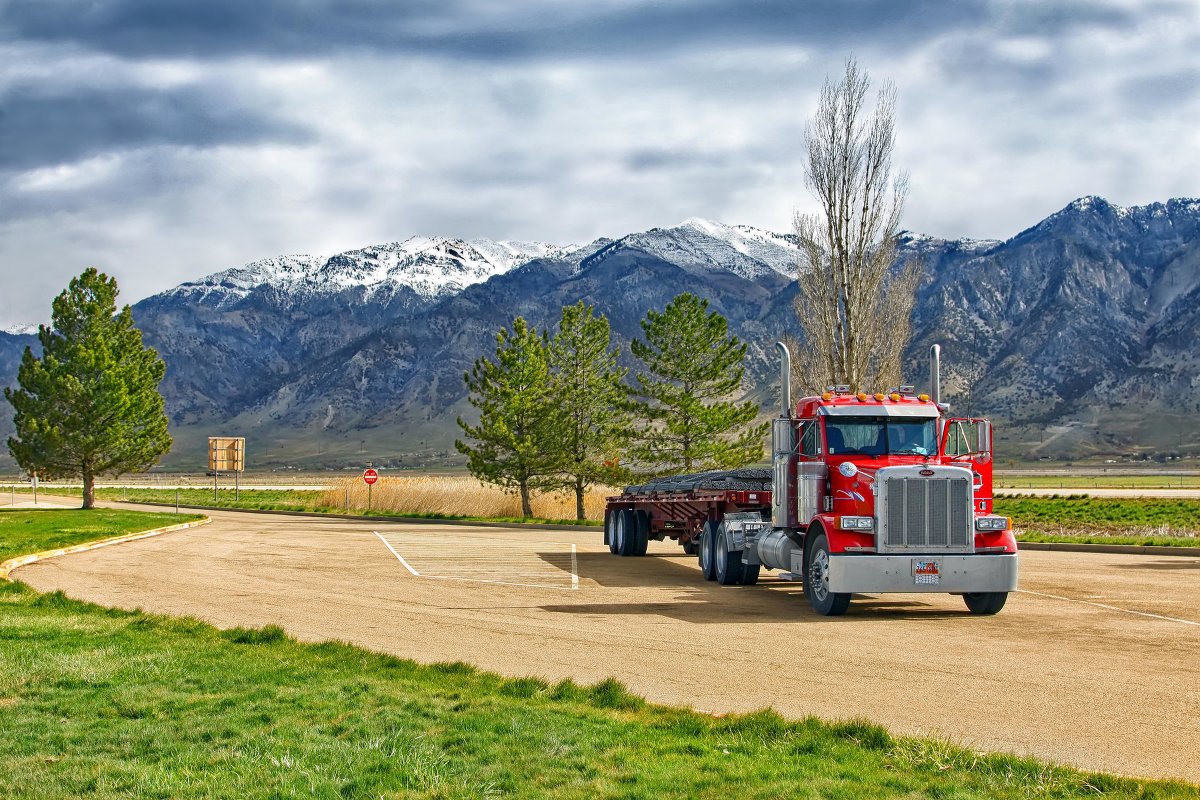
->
[883,475,971,551]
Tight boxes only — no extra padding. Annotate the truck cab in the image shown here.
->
[761,354,1018,615]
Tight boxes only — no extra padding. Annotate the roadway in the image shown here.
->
[10,500,1200,785]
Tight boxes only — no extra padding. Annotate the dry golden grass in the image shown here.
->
[321,475,616,521]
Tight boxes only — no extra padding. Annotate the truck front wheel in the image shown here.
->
[806,533,850,616]
[963,592,1008,615]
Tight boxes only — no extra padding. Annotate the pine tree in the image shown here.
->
[627,293,767,478]
[547,302,628,520]
[455,317,560,518]
[5,268,172,509]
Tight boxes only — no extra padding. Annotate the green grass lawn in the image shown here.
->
[0,508,204,562]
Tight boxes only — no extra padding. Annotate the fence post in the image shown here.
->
[176,488,180,515]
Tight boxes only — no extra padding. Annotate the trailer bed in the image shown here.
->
[606,469,773,553]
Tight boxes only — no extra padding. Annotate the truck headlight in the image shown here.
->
[975,516,1010,531]
[838,516,875,530]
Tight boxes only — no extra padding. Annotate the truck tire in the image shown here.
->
[698,520,719,581]
[806,533,850,616]
[715,526,745,586]
[682,538,697,556]
[634,510,651,557]
[605,509,618,554]
[740,564,760,586]
[963,592,1008,615]
[617,509,639,557]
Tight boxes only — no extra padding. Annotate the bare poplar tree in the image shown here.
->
[793,58,921,394]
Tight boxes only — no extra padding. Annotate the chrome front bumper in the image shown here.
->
[828,553,1019,594]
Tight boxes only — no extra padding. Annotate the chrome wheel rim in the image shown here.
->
[809,548,830,602]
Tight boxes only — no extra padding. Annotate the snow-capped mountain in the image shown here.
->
[613,218,798,279]
[1,196,1197,469]
[168,236,574,305]
[0,324,41,336]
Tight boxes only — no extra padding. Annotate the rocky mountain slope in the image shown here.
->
[1,198,1196,469]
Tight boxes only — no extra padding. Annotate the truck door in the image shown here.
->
[797,418,825,523]
[941,418,994,512]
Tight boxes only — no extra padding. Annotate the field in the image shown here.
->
[12,478,614,525]
[1,512,1194,798]
[994,496,1200,547]
[995,473,1200,490]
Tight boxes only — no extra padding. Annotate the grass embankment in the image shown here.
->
[995,496,1200,548]
[0,508,204,563]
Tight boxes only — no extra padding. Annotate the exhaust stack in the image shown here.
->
[930,344,941,406]
[775,342,792,418]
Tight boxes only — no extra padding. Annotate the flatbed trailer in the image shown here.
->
[603,469,772,558]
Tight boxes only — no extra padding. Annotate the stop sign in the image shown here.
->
[363,468,379,485]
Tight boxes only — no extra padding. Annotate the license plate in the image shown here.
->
[912,559,941,586]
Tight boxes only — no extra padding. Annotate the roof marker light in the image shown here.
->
[874,393,885,401]
[822,392,833,401]
[856,392,867,401]
[918,394,930,402]
[889,392,901,401]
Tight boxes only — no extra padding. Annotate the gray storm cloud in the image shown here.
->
[0,0,1196,327]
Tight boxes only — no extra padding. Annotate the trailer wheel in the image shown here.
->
[698,520,718,581]
[617,509,639,557]
[806,533,850,616]
[714,527,746,586]
[682,538,697,556]
[604,509,618,554]
[633,510,651,557]
[963,592,1008,615]
[740,564,760,586]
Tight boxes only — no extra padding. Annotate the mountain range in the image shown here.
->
[1,195,1197,470]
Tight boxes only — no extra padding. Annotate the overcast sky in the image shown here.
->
[1,0,1197,327]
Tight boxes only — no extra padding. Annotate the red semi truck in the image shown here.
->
[603,343,1018,616]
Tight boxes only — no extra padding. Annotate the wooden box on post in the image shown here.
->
[208,437,246,500]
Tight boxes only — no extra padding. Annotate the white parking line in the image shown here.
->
[373,530,578,591]
[373,531,420,576]
[1018,589,1200,627]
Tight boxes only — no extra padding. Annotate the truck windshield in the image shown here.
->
[825,417,936,457]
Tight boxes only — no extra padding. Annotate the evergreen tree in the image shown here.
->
[628,293,767,478]
[547,302,628,520]
[5,268,172,509]
[455,317,559,517]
